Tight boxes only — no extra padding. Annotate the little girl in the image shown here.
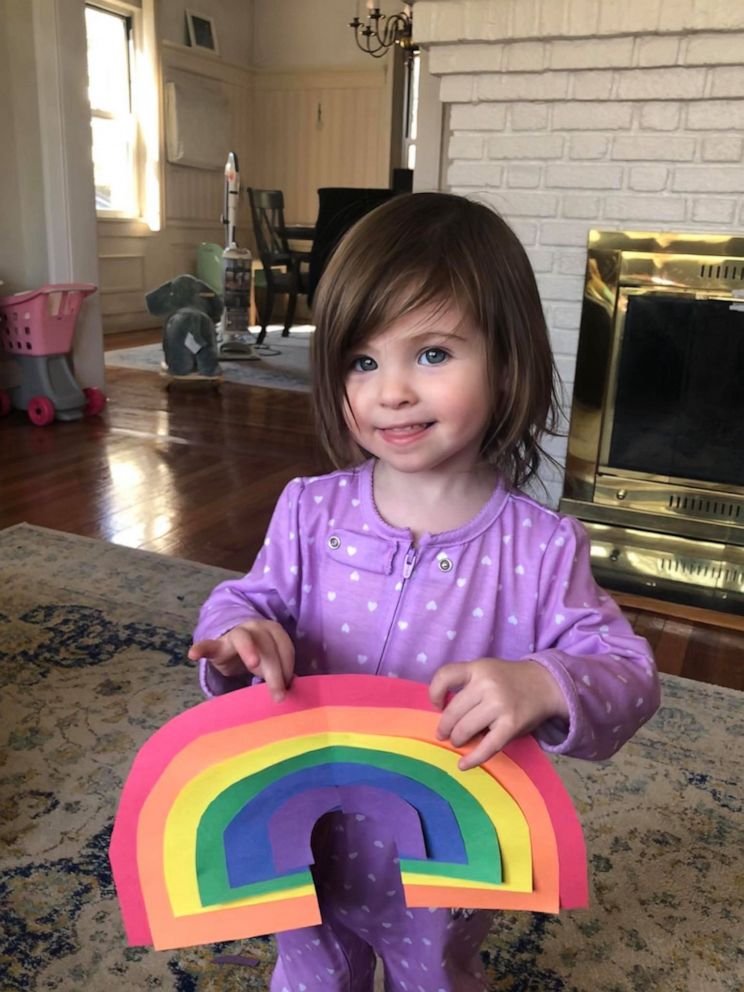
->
[190,193,659,992]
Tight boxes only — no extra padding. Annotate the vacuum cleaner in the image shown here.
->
[217,152,258,360]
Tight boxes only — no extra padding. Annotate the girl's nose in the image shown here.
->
[378,365,416,407]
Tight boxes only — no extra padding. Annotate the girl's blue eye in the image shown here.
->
[350,355,377,373]
[419,348,448,366]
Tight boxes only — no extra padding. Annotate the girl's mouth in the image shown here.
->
[378,422,433,443]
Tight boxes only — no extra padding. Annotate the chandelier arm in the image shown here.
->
[349,7,413,58]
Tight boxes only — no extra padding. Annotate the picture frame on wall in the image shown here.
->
[185,10,219,54]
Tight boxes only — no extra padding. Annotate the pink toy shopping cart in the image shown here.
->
[0,283,106,425]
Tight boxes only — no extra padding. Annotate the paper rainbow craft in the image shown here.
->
[109,674,587,950]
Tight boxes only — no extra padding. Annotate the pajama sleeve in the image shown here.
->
[192,477,305,697]
[527,515,660,760]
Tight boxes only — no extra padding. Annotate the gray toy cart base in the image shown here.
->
[0,284,106,426]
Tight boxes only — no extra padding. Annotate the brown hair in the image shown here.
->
[311,192,560,489]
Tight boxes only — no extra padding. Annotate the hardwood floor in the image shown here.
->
[0,364,327,570]
[1,356,742,693]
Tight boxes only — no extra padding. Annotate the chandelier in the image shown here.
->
[349,2,416,59]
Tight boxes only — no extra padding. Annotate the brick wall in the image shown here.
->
[416,0,744,506]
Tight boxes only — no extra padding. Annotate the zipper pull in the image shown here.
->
[403,548,417,579]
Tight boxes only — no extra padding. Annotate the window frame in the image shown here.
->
[84,0,161,231]
[402,50,420,172]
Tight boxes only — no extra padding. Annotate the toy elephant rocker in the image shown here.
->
[145,275,223,383]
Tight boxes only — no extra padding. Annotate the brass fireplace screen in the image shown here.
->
[561,230,744,613]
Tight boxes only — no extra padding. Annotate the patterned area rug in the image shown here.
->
[105,327,313,392]
[1,523,742,992]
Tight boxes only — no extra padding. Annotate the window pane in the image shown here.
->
[91,117,135,213]
[85,6,131,116]
[85,4,137,215]
[409,53,420,141]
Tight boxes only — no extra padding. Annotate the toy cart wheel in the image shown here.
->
[83,386,107,417]
[27,395,55,426]
[0,390,10,417]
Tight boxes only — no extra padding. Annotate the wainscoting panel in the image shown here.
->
[98,254,145,296]
[251,68,390,224]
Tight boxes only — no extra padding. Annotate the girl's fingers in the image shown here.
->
[235,625,293,701]
[458,727,504,771]
[444,699,494,749]
[429,662,469,710]
[188,638,230,664]
[264,625,295,692]
[189,622,296,702]
[434,682,481,741]
[428,663,460,708]
[233,627,263,670]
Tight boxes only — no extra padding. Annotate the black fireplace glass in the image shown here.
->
[608,294,744,487]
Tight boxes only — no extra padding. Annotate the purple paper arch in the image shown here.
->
[268,784,427,874]
[222,762,467,888]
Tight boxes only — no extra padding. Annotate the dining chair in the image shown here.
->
[247,188,313,344]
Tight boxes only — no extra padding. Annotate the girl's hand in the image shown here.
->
[189,619,295,702]
[429,658,569,771]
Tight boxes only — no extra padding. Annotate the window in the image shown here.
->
[402,50,420,171]
[84,0,160,229]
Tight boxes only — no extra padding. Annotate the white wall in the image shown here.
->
[0,1,47,294]
[0,0,103,391]
[252,0,397,69]
[158,0,255,68]
[416,0,744,507]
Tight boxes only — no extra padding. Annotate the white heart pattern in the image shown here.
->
[313,495,323,504]
[426,600,437,611]
[341,623,350,633]
[357,655,368,664]
[350,571,360,581]
[398,620,408,630]
[481,555,492,565]
[347,546,357,556]
[368,601,378,612]
[508,615,518,625]
[446,630,457,640]
[416,652,427,663]
[327,591,336,601]
[472,607,484,618]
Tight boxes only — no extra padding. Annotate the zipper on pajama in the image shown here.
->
[375,543,417,675]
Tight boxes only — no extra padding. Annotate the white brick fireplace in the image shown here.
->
[416,0,744,507]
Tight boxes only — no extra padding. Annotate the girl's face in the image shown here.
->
[343,303,493,478]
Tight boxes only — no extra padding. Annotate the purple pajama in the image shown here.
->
[270,812,492,992]
[193,460,659,989]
